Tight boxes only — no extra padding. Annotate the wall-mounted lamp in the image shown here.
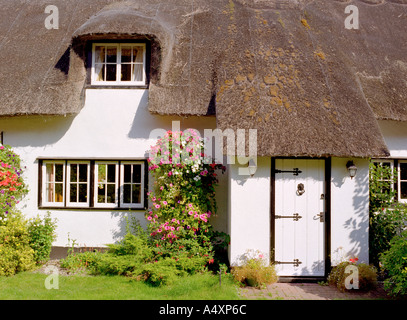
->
[248,158,257,177]
[346,160,357,179]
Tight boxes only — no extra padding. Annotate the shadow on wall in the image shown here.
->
[348,161,369,261]
[0,115,76,148]
[127,91,218,141]
[330,160,370,264]
[110,211,149,243]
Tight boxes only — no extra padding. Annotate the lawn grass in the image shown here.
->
[0,271,241,300]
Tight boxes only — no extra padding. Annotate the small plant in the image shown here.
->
[27,212,57,264]
[231,250,277,288]
[327,258,378,292]
[380,231,407,298]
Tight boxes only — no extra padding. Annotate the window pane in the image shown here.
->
[133,165,141,183]
[98,185,105,203]
[98,165,106,183]
[121,64,132,81]
[70,184,77,202]
[55,183,63,202]
[106,47,117,63]
[79,184,87,203]
[133,47,143,63]
[107,164,116,183]
[95,46,105,63]
[124,165,131,183]
[121,47,132,63]
[132,64,143,82]
[132,185,141,204]
[79,164,88,182]
[106,64,117,81]
[46,183,54,202]
[46,164,54,182]
[55,164,64,182]
[95,64,105,81]
[107,184,116,203]
[123,184,131,203]
[401,163,407,181]
[70,164,77,182]
[401,182,407,199]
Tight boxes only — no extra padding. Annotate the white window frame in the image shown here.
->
[398,160,407,203]
[371,159,394,198]
[94,161,119,208]
[91,43,146,86]
[41,160,66,207]
[66,161,91,207]
[120,161,145,209]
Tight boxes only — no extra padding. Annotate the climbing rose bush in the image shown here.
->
[146,130,226,259]
[0,145,27,219]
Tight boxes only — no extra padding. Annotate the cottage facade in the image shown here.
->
[1,0,406,279]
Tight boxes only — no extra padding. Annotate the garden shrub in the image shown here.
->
[327,259,378,292]
[0,212,35,276]
[380,231,407,297]
[27,212,57,264]
[369,162,407,268]
[60,250,103,272]
[140,258,184,286]
[0,144,36,276]
[231,250,277,288]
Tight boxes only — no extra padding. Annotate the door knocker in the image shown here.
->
[297,183,305,196]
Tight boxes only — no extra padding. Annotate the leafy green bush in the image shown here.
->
[140,258,184,286]
[380,231,407,297]
[0,213,35,276]
[60,250,102,272]
[327,259,378,292]
[231,250,277,288]
[27,212,57,264]
[369,162,407,268]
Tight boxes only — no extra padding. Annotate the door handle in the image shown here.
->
[315,212,325,222]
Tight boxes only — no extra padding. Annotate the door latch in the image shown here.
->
[316,212,325,222]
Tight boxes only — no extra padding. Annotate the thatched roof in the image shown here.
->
[1,0,406,157]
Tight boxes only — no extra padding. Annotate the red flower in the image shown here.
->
[208,259,214,264]
[349,258,359,263]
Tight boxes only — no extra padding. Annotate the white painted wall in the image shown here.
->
[0,89,228,247]
[378,120,407,158]
[330,158,370,265]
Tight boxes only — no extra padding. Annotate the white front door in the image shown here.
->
[274,159,325,277]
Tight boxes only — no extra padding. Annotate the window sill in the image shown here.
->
[85,84,149,90]
[38,206,147,211]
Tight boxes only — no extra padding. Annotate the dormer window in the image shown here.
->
[91,43,146,86]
